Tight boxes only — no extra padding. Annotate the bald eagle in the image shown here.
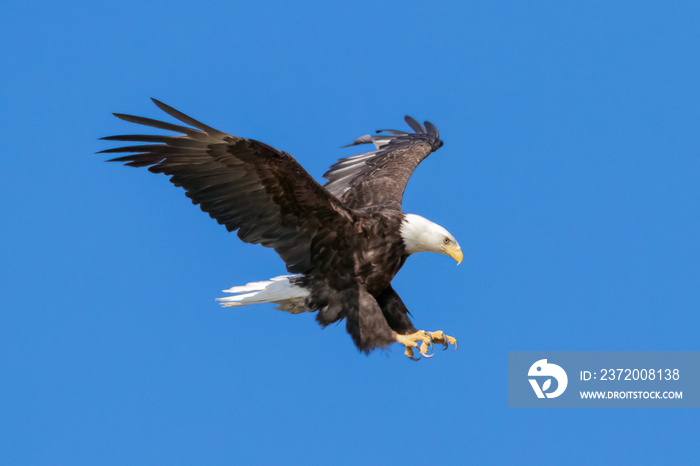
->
[101,99,462,360]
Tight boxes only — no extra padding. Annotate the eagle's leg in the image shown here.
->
[426,330,458,351]
[395,330,434,360]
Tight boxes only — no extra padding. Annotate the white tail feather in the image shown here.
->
[217,275,310,314]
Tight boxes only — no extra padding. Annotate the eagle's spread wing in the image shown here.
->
[322,116,443,210]
[100,99,354,273]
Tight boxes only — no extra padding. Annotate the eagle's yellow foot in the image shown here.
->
[395,330,435,361]
[427,331,458,352]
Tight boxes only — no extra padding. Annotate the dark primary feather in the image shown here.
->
[100,98,354,273]
[403,115,425,134]
[323,115,444,210]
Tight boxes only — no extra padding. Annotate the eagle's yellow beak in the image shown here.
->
[442,243,463,265]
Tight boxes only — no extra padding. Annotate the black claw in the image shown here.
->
[406,346,422,361]
[421,339,435,358]
[453,340,458,352]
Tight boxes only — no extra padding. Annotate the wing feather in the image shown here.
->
[323,116,444,209]
[101,100,354,273]
[403,115,425,134]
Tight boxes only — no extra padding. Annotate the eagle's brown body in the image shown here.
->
[102,99,460,357]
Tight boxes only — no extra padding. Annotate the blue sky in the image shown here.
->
[2,1,699,464]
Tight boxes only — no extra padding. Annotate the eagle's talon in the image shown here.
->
[405,346,421,361]
[426,331,458,352]
[397,330,448,360]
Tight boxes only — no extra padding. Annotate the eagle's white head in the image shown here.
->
[400,214,463,264]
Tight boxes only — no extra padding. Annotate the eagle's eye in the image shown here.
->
[443,237,451,245]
